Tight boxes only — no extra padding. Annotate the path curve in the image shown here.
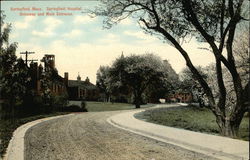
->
[4,114,73,160]
[108,104,249,160]
[24,111,216,160]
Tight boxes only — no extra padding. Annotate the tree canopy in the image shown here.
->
[96,65,112,102]
[96,54,172,108]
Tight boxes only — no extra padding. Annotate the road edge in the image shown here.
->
[107,110,248,160]
[3,114,73,160]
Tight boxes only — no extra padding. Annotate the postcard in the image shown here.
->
[1,1,249,160]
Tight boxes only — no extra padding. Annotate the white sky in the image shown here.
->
[1,1,215,84]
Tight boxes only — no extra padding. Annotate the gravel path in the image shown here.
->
[24,111,217,160]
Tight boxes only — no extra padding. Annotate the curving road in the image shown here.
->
[24,111,217,160]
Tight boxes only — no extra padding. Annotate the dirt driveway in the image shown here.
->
[24,111,217,160]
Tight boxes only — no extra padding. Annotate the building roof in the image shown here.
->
[68,80,97,90]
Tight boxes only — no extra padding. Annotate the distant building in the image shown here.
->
[9,53,99,101]
[65,73,100,101]
[166,92,193,103]
[29,54,67,96]
[30,54,100,100]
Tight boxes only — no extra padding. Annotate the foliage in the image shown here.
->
[96,66,111,102]
[51,94,68,111]
[40,69,53,106]
[63,105,87,112]
[0,12,31,120]
[233,26,249,107]
[179,66,208,107]
[146,59,179,103]
[0,12,69,119]
[0,58,30,106]
[108,54,169,108]
[96,54,174,106]
[234,26,250,83]
[92,0,249,137]
[81,100,87,112]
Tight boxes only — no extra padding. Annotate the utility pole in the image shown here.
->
[20,51,35,65]
[28,59,39,64]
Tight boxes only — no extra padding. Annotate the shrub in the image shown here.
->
[63,105,81,112]
[81,101,88,112]
[63,104,88,112]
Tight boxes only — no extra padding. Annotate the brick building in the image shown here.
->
[65,73,99,101]
[27,54,100,100]
[166,92,193,103]
[29,54,67,96]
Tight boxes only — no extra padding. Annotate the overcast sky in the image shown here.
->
[1,1,215,84]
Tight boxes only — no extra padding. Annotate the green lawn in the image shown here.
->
[135,105,249,141]
[68,100,155,112]
[86,101,155,112]
[0,112,69,157]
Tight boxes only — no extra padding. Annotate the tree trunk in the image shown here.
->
[215,103,245,138]
[134,96,141,108]
[134,90,142,108]
[135,103,140,108]
[151,10,246,139]
[198,98,204,108]
[217,118,239,138]
[220,122,235,137]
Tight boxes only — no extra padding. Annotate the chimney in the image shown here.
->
[64,72,69,86]
[42,54,55,71]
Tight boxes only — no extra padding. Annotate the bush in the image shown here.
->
[52,94,68,111]
[63,104,88,112]
[81,101,88,112]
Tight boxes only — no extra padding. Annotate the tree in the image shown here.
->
[92,0,249,137]
[203,26,250,113]
[233,25,249,87]
[109,54,168,108]
[0,12,30,119]
[162,60,180,92]
[96,65,112,102]
[108,54,132,103]
[40,67,53,107]
[147,59,179,103]
[233,26,250,111]
[179,67,207,107]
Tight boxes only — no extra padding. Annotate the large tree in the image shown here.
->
[147,59,179,103]
[0,12,30,119]
[96,65,112,102]
[109,54,168,108]
[92,0,249,137]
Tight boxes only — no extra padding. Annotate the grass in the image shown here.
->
[0,112,70,157]
[86,101,155,112]
[68,101,155,112]
[135,105,249,141]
